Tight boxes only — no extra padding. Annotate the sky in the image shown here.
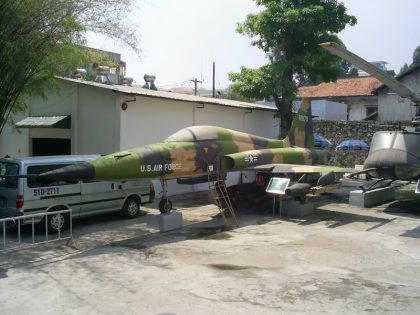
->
[87,0,420,90]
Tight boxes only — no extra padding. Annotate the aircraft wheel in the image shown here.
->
[159,198,172,213]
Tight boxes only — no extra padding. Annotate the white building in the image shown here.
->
[1,77,278,194]
[1,77,278,158]
[376,64,420,121]
[297,77,382,121]
[292,99,347,120]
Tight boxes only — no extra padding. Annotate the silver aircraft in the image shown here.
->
[320,42,420,189]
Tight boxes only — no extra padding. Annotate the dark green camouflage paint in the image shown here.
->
[39,99,326,181]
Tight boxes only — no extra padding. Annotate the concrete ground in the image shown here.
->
[1,181,420,314]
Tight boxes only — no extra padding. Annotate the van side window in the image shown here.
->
[27,164,79,188]
[0,162,19,188]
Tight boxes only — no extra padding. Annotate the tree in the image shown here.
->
[413,46,420,66]
[338,61,359,78]
[0,0,139,134]
[229,0,356,137]
[399,63,410,75]
[399,46,420,75]
[296,60,358,86]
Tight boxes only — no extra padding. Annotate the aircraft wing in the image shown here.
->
[251,164,354,200]
[319,42,420,103]
[251,163,354,174]
[344,167,377,178]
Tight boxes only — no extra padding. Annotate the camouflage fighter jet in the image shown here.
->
[38,99,350,212]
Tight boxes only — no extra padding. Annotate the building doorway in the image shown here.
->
[32,138,71,156]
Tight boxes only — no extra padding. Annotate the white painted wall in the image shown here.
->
[378,93,415,121]
[119,96,193,150]
[348,102,365,121]
[295,100,348,121]
[27,81,79,154]
[0,111,30,157]
[244,109,278,138]
[312,100,347,120]
[195,104,244,130]
[378,71,419,121]
[28,82,76,116]
[344,97,378,121]
[77,85,120,155]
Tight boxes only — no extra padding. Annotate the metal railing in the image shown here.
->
[0,209,73,252]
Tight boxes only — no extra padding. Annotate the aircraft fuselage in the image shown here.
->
[38,125,329,182]
[364,131,420,180]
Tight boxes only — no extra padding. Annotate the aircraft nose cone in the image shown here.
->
[365,149,420,180]
[38,162,95,181]
[365,149,415,167]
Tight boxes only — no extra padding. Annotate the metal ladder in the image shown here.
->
[207,165,238,227]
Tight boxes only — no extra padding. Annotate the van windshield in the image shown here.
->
[0,162,19,189]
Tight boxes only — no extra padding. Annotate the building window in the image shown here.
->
[366,107,377,117]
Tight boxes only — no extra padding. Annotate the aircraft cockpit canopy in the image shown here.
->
[165,126,219,142]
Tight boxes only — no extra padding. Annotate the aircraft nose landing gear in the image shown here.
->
[159,198,172,213]
[159,179,173,213]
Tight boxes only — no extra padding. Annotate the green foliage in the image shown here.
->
[338,61,359,78]
[0,0,138,134]
[230,0,356,137]
[224,85,258,103]
[398,46,420,75]
[399,63,410,75]
[228,65,278,99]
[298,60,358,86]
[413,46,420,66]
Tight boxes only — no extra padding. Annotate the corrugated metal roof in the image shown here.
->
[15,115,71,128]
[58,77,277,112]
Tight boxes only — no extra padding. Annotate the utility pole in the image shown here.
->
[190,78,203,96]
[212,62,215,98]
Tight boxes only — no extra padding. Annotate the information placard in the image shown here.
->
[265,177,290,195]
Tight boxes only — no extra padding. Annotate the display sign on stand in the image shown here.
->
[265,177,290,216]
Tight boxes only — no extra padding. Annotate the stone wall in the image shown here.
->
[313,120,410,168]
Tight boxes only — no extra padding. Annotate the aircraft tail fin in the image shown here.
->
[283,98,314,148]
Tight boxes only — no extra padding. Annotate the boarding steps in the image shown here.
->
[207,165,238,227]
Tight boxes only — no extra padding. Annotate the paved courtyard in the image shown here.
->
[1,182,420,314]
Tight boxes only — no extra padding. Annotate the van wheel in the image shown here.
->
[122,197,140,218]
[46,209,69,233]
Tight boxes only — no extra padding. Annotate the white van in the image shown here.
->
[0,155,155,232]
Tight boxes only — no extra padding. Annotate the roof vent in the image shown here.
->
[121,77,133,86]
[143,74,157,90]
[73,68,87,80]
[95,65,112,85]
[96,66,110,75]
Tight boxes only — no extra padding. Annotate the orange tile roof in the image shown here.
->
[297,76,382,98]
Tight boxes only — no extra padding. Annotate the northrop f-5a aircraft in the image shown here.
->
[37,99,349,212]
